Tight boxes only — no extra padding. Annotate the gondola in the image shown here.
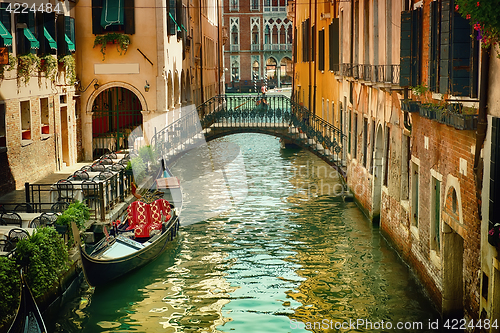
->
[7,269,47,333]
[74,165,182,287]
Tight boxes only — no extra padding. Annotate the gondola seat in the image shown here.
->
[126,199,171,238]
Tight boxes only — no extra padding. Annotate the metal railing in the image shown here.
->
[339,63,400,86]
[25,170,133,221]
[151,94,346,167]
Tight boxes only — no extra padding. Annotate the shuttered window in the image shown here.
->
[489,117,500,243]
[311,24,315,62]
[302,19,309,62]
[16,12,38,55]
[92,0,135,35]
[57,15,76,55]
[318,29,324,70]
[400,8,421,87]
[439,0,479,96]
[329,18,339,71]
[429,1,439,92]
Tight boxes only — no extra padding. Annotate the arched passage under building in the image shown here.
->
[91,87,143,159]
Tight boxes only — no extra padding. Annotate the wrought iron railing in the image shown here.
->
[339,63,400,86]
[151,94,346,167]
[25,170,133,221]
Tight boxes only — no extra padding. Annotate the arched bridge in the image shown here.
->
[151,94,347,176]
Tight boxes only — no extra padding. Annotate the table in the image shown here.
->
[16,212,43,228]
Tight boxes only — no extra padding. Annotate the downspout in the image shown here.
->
[216,0,221,95]
[291,0,297,102]
[474,45,490,219]
[308,0,312,111]
[199,0,205,104]
[312,0,317,115]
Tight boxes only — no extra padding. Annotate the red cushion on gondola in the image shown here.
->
[127,199,171,237]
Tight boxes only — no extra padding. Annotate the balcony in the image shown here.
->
[339,63,400,86]
[417,103,478,131]
[251,44,261,51]
[263,44,292,52]
[230,45,240,52]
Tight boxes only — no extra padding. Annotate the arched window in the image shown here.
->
[264,26,270,44]
[252,25,259,45]
[231,25,238,45]
[272,25,278,44]
[279,25,286,45]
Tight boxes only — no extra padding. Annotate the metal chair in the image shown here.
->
[100,157,113,165]
[0,212,22,227]
[91,164,106,172]
[70,170,89,181]
[111,163,125,171]
[0,205,6,214]
[56,179,74,203]
[82,180,99,209]
[4,228,30,252]
[29,216,42,228]
[107,152,117,159]
[80,165,92,172]
[51,201,69,213]
[0,217,7,226]
[96,171,113,180]
[40,212,58,226]
[13,203,34,213]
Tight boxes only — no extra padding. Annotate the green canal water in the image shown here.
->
[48,133,439,332]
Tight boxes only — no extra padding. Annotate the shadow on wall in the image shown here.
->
[0,151,16,196]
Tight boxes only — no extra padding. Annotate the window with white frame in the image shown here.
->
[251,18,260,50]
[251,0,259,10]
[230,0,239,11]
[20,100,31,141]
[231,55,240,81]
[230,18,239,46]
[251,56,260,79]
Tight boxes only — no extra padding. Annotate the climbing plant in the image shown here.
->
[39,54,58,83]
[0,256,20,329]
[0,53,16,80]
[58,54,76,85]
[93,33,131,60]
[17,53,40,86]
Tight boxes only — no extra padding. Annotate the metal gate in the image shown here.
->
[91,87,143,159]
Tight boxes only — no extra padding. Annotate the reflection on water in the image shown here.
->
[49,134,438,332]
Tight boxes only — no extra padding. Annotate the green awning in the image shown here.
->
[65,34,75,52]
[168,12,187,32]
[23,28,39,50]
[101,0,124,29]
[0,21,13,46]
[44,27,57,50]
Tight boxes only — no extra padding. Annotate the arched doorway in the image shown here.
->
[266,57,277,88]
[280,57,293,87]
[91,87,143,159]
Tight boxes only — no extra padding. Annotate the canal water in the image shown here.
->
[49,133,439,332]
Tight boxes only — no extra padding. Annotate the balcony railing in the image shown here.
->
[251,44,261,51]
[338,63,400,86]
[263,44,292,51]
[230,45,240,52]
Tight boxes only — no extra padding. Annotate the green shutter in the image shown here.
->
[411,8,421,86]
[101,0,124,29]
[450,12,472,96]
[400,11,412,87]
[429,1,439,91]
[92,0,103,34]
[329,18,339,71]
[439,0,451,94]
[124,0,135,34]
[435,179,440,249]
[318,29,324,70]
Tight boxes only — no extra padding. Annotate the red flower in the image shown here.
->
[455,4,459,10]
[466,14,471,19]
[477,1,480,6]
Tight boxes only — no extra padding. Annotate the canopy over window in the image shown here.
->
[65,34,75,52]
[0,21,13,46]
[24,28,39,50]
[44,27,57,50]
[101,0,124,29]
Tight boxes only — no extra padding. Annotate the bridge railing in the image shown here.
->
[151,94,346,166]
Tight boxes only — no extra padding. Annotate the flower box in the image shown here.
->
[41,124,50,134]
[401,99,421,113]
[449,114,478,131]
[21,130,31,140]
[418,104,436,120]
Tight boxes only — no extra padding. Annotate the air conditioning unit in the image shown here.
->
[320,13,331,20]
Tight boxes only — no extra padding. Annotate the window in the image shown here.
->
[252,59,259,79]
[430,176,441,252]
[92,0,135,35]
[401,134,410,199]
[251,0,259,10]
[16,12,38,56]
[383,125,390,186]
[353,113,358,159]
[57,15,75,55]
[231,25,238,45]
[348,109,351,155]
[0,3,12,52]
[20,100,31,141]
[400,8,422,87]
[318,29,325,71]
[411,161,419,227]
[429,1,440,91]
[301,19,309,62]
[489,117,500,246]
[40,98,50,136]
[231,56,239,81]
[167,0,182,36]
[329,18,339,71]
[230,0,239,11]
[252,26,259,45]
[251,18,260,50]
[0,103,6,148]
[370,119,375,174]
[362,117,368,167]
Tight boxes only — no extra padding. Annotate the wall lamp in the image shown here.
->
[144,80,150,92]
[94,81,100,90]
[76,78,99,93]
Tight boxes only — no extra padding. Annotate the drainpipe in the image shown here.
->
[199,0,205,104]
[308,0,312,111]
[216,0,221,95]
[312,0,317,115]
[291,0,298,102]
[474,45,490,219]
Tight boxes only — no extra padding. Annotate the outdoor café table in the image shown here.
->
[50,179,114,206]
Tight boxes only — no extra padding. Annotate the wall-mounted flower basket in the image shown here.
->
[17,53,40,86]
[401,99,421,113]
[93,33,131,60]
[58,55,76,85]
[39,54,58,83]
[488,223,500,247]
[449,113,478,131]
[418,104,437,120]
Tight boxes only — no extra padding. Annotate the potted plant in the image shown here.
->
[55,201,90,246]
[488,223,500,247]
[58,55,76,85]
[17,53,40,86]
[0,53,16,80]
[39,54,58,83]
[93,33,131,60]
[400,99,421,112]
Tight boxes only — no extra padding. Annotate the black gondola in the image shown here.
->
[7,269,47,333]
[74,166,182,287]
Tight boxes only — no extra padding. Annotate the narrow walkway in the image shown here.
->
[0,162,91,204]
